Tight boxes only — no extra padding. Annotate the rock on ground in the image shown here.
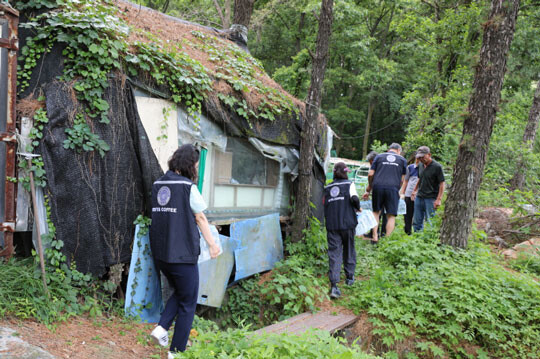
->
[502,237,540,260]
[0,327,55,359]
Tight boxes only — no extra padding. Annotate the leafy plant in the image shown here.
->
[510,251,540,276]
[184,316,379,359]
[345,222,540,358]
[260,256,326,322]
[133,215,152,237]
[63,113,110,157]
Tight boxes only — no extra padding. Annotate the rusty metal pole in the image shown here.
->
[27,157,49,297]
[0,4,19,259]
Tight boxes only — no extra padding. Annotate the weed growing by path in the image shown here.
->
[215,217,329,329]
[184,316,380,359]
[344,221,540,358]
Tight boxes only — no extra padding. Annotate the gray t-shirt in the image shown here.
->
[404,163,419,197]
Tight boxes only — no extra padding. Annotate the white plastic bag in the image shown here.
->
[198,225,223,263]
[360,199,406,215]
[397,199,406,215]
[355,211,378,236]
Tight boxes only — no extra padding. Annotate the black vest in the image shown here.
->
[149,171,200,264]
[323,179,358,231]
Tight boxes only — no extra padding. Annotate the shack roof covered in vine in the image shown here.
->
[15,0,332,276]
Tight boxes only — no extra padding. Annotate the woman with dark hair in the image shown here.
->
[399,151,419,235]
[323,162,360,299]
[149,144,220,359]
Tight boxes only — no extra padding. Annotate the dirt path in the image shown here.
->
[0,316,166,359]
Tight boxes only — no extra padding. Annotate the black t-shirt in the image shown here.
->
[417,160,445,198]
[370,151,407,190]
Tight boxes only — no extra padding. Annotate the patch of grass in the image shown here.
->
[183,316,379,359]
[510,251,540,277]
[0,256,123,325]
[343,220,540,358]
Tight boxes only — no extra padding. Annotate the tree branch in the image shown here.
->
[213,0,227,28]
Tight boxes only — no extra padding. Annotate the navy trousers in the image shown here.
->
[327,229,356,285]
[156,260,198,353]
[404,196,414,235]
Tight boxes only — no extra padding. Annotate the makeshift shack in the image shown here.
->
[2,0,332,306]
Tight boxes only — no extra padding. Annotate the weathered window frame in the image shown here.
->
[210,139,280,210]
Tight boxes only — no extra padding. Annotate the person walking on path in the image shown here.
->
[411,146,445,232]
[323,162,360,299]
[399,152,420,235]
[149,145,220,358]
[363,151,386,241]
[362,143,407,243]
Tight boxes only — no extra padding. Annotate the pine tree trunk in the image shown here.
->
[362,97,376,159]
[233,0,256,27]
[440,0,520,249]
[291,0,334,241]
[509,81,540,190]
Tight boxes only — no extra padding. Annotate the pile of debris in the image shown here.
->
[475,207,540,260]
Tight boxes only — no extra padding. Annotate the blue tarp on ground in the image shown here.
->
[124,224,163,323]
[231,213,284,281]
[126,214,284,314]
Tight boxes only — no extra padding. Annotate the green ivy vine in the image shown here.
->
[63,113,110,157]
[127,41,212,118]
[190,30,298,121]
[18,0,299,159]
[18,106,95,289]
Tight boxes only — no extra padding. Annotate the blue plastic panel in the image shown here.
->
[197,234,236,307]
[232,213,283,281]
[124,225,163,323]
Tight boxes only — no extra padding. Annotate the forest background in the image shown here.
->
[141,0,540,195]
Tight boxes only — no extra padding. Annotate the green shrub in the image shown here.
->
[346,225,540,358]
[215,217,329,329]
[510,252,540,277]
[260,256,327,322]
[185,316,380,359]
[287,216,329,276]
[216,276,264,329]
[0,257,118,324]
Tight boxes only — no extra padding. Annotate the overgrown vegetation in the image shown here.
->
[510,252,540,277]
[0,105,118,325]
[215,217,328,328]
[0,254,118,325]
[16,0,300,158]
[6,0,540,358]
[187,316,379,359]
[342,220,540,359]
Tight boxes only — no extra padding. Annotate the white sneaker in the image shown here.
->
[150,325,169,347]
[168,352,175,359]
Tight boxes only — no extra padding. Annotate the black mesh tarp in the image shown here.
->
[18,5,329,275]
[40,78,162,276]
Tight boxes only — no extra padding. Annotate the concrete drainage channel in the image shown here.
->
[0,327,55,359]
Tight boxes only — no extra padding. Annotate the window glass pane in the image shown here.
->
[0,20,6,39]
[226,139,267,186]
